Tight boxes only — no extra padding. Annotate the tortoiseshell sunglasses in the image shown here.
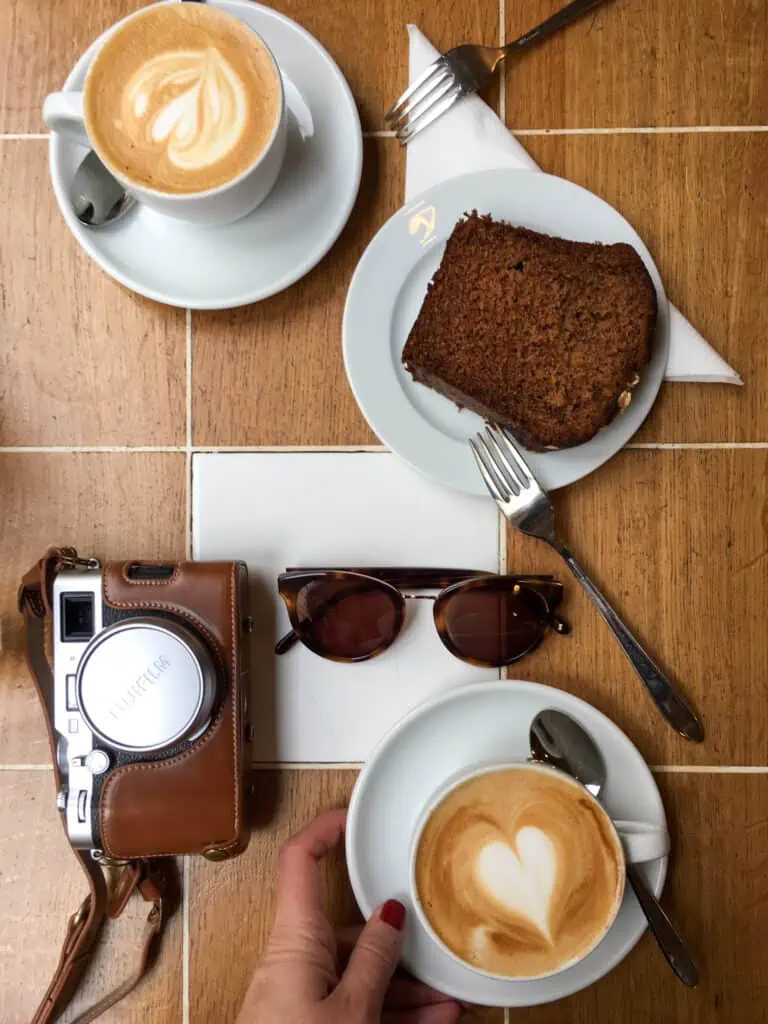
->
[276,568,569,668]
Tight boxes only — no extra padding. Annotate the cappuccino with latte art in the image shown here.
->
[414,765,624,979]
[84,4,281,194]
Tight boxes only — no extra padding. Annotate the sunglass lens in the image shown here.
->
[438,580,548,666]
[295,575,402,661]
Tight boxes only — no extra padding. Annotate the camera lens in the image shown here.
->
[60,593,95,642]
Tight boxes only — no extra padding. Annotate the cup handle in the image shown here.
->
[614,820,670,864]
[43,92,89,147]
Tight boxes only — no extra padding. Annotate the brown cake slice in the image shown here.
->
[401,214,657,450]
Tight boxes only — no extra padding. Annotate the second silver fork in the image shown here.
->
[386,0,611,144]
[470,424,704,743]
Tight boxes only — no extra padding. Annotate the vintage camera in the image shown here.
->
[52,559,252,861]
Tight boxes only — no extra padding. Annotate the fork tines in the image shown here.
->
[469,425,534,502]
[385,57,462,144]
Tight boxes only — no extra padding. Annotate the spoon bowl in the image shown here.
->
[529,708,605,797]
[70,150,136,227]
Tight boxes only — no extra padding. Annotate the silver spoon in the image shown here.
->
[70,150,136,227]
[530,708,700,988]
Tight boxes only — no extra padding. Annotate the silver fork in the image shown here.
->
[386,0,611,144]
[470,425,704,742]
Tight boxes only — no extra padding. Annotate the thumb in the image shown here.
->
[335,900,406,1015]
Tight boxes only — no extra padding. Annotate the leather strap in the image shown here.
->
[20,549,176,1024]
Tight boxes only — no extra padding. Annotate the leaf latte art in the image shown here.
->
[415,767,624,978]
[124,48,248,172]
[84,4,280,194]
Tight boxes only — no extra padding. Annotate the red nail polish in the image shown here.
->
[380,899,406,931]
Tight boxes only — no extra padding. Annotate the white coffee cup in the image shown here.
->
[409,761,670,983]
[42,0,287,227]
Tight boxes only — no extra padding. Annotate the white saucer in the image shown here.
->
[346,679,668,1007]
[343,169,669,494]
[49,0,362,309]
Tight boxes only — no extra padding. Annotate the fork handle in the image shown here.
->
[504,0,612,56]
[554,543,705,742]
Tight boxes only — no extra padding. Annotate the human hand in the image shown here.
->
[236,808,461,1024]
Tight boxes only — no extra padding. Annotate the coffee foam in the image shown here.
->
[84,5,279,194]
[415,767,623,978]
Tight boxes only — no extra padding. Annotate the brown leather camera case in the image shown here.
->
[19,551,254,1024]
[99,560,252,860]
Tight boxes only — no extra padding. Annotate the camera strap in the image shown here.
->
[19,549,177,1024]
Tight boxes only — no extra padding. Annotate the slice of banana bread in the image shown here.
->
[401,214,657,450]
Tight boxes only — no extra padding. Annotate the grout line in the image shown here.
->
[360,125,768,139]
[186,309,193,560]
[509,125,768,135]
[0,445,186,453]
[246,762,768,773]
[504,1009,510,1024]
[193,445,390,453]
[250,762,365,770]
[2,763,768,772]
[4,127,768,143]
[183,855,190,1024]
[0,132,48,140]
[185,310,193,451]
[186,452,193,559]
[626,442,768,450]
[498,0,506,124]
[0,444,390,454]
[651,765,768,774]
[1,442,766,454]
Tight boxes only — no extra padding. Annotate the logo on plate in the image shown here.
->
[409,205,437,247]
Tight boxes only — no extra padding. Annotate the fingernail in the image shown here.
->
[380,899,406,931]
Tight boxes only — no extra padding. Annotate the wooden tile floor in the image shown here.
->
[1,0,766,1021]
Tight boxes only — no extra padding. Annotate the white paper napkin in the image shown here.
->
[405,26,742,385]
[193,451,499,763]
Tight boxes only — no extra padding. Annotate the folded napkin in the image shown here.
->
[405,25,742,385]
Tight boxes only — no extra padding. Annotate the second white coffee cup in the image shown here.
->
[409,760,670,983]
[43,0,287,226]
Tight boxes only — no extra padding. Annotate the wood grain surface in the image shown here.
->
[0,142,186,446]
[0,771,183,1024]
[0,453,186,765]
[504,448,768,767]
[192,140,402,447]
[0,0,154,133]
[505,0,768,129]
[267,0,499,129]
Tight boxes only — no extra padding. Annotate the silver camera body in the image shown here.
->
[53,565,220,852]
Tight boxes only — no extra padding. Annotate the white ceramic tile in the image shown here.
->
[192,452,500,762]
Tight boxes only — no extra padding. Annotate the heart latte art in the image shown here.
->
[415,767,624,978]
[123,48,248,173]
[84,4,280,194]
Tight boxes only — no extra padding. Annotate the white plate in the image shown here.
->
[346,679,667,1007]
[343,169,669,493]
[49,0,362,309]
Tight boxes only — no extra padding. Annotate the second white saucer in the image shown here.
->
[346,679,668,1007]
[49,0,363,309]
